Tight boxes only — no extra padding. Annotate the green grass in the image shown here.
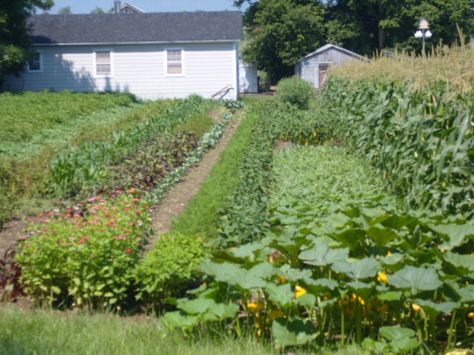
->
[0,91,136,146]
[171,109,259,239]
[0,306,273,355]
[0,306,369,355]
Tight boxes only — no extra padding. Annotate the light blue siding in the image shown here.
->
[4,42,239,100]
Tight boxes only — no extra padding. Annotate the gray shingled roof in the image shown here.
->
[30,11,242,44]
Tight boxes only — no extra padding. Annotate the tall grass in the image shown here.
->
[333,44,474,95]
[0,306,273,355]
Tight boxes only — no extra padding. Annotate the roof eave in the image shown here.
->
[298,44,364,62]
[32,39,242,46]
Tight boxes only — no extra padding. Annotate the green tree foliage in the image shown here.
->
[57,6,71,15]
[326,0,474,54]
[0,0,53,80]
[91,7,105,15]
[241,0,326,82]
[236,0,474,77]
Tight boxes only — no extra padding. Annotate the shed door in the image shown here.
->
[318,64,329,88]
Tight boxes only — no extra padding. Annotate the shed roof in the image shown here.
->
[120,3,144,14]
[299,43,364,62]
[29,11,242,45]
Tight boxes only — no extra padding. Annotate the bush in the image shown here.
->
[276,77,314,109]
[16,194,151,310]
[136,233,208,312]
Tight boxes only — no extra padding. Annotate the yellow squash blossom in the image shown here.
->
[377,271,389,284]
[295,285,307,298]
[412,303,423,313]
[351,293,365,306]
[247,302,264,313]
[277,275,287,284]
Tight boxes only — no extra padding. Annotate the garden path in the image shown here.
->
[146,112,242,251]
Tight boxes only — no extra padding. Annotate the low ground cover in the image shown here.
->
[171,105,259,239]
[0,91,136,146]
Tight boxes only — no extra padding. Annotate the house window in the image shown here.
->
[95,51,112,76]
[166,49,183,75]
[28,52,42,72]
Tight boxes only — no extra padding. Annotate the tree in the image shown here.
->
[325,0,474,54]
[0,0,54,81]
[57,6,71,15]
[241,0,326,83]
[91,7,105,15]
[237,0,473,78]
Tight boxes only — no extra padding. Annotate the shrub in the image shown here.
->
[16,193,151,310]
[136,233,208,312]
[276,77,314,109]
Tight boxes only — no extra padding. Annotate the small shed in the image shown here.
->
[239,60,258,93]
[295,44,364,89]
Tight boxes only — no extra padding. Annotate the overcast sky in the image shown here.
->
[49,0,243,14]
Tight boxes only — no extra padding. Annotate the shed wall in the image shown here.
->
[4,42,238,100]
[296,47,360,89]
[239,61,258,93]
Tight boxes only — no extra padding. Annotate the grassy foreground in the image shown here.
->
[0,306,369,355]
[0,306,273,355]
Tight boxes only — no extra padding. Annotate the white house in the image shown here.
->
[295,44,364,89]
[3,11,242,100]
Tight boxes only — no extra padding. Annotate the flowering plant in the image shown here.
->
[16,193,151,310]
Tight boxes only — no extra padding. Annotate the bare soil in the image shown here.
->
[275,140,293,150]
[0,217,40,256]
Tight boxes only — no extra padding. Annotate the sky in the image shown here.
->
[50,0,243,14]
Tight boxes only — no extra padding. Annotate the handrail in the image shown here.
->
[211,85,234,100]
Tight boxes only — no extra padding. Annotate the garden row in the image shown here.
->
[0,97,239,310]
[0,92,215,227]
[160,80,473,353]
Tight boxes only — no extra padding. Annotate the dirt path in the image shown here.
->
[0,220,25,256]
[147,113,242,251]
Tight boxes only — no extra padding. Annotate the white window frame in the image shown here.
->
[27,51,43,73]
[93,49,114,78]
[165,48,184,76]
